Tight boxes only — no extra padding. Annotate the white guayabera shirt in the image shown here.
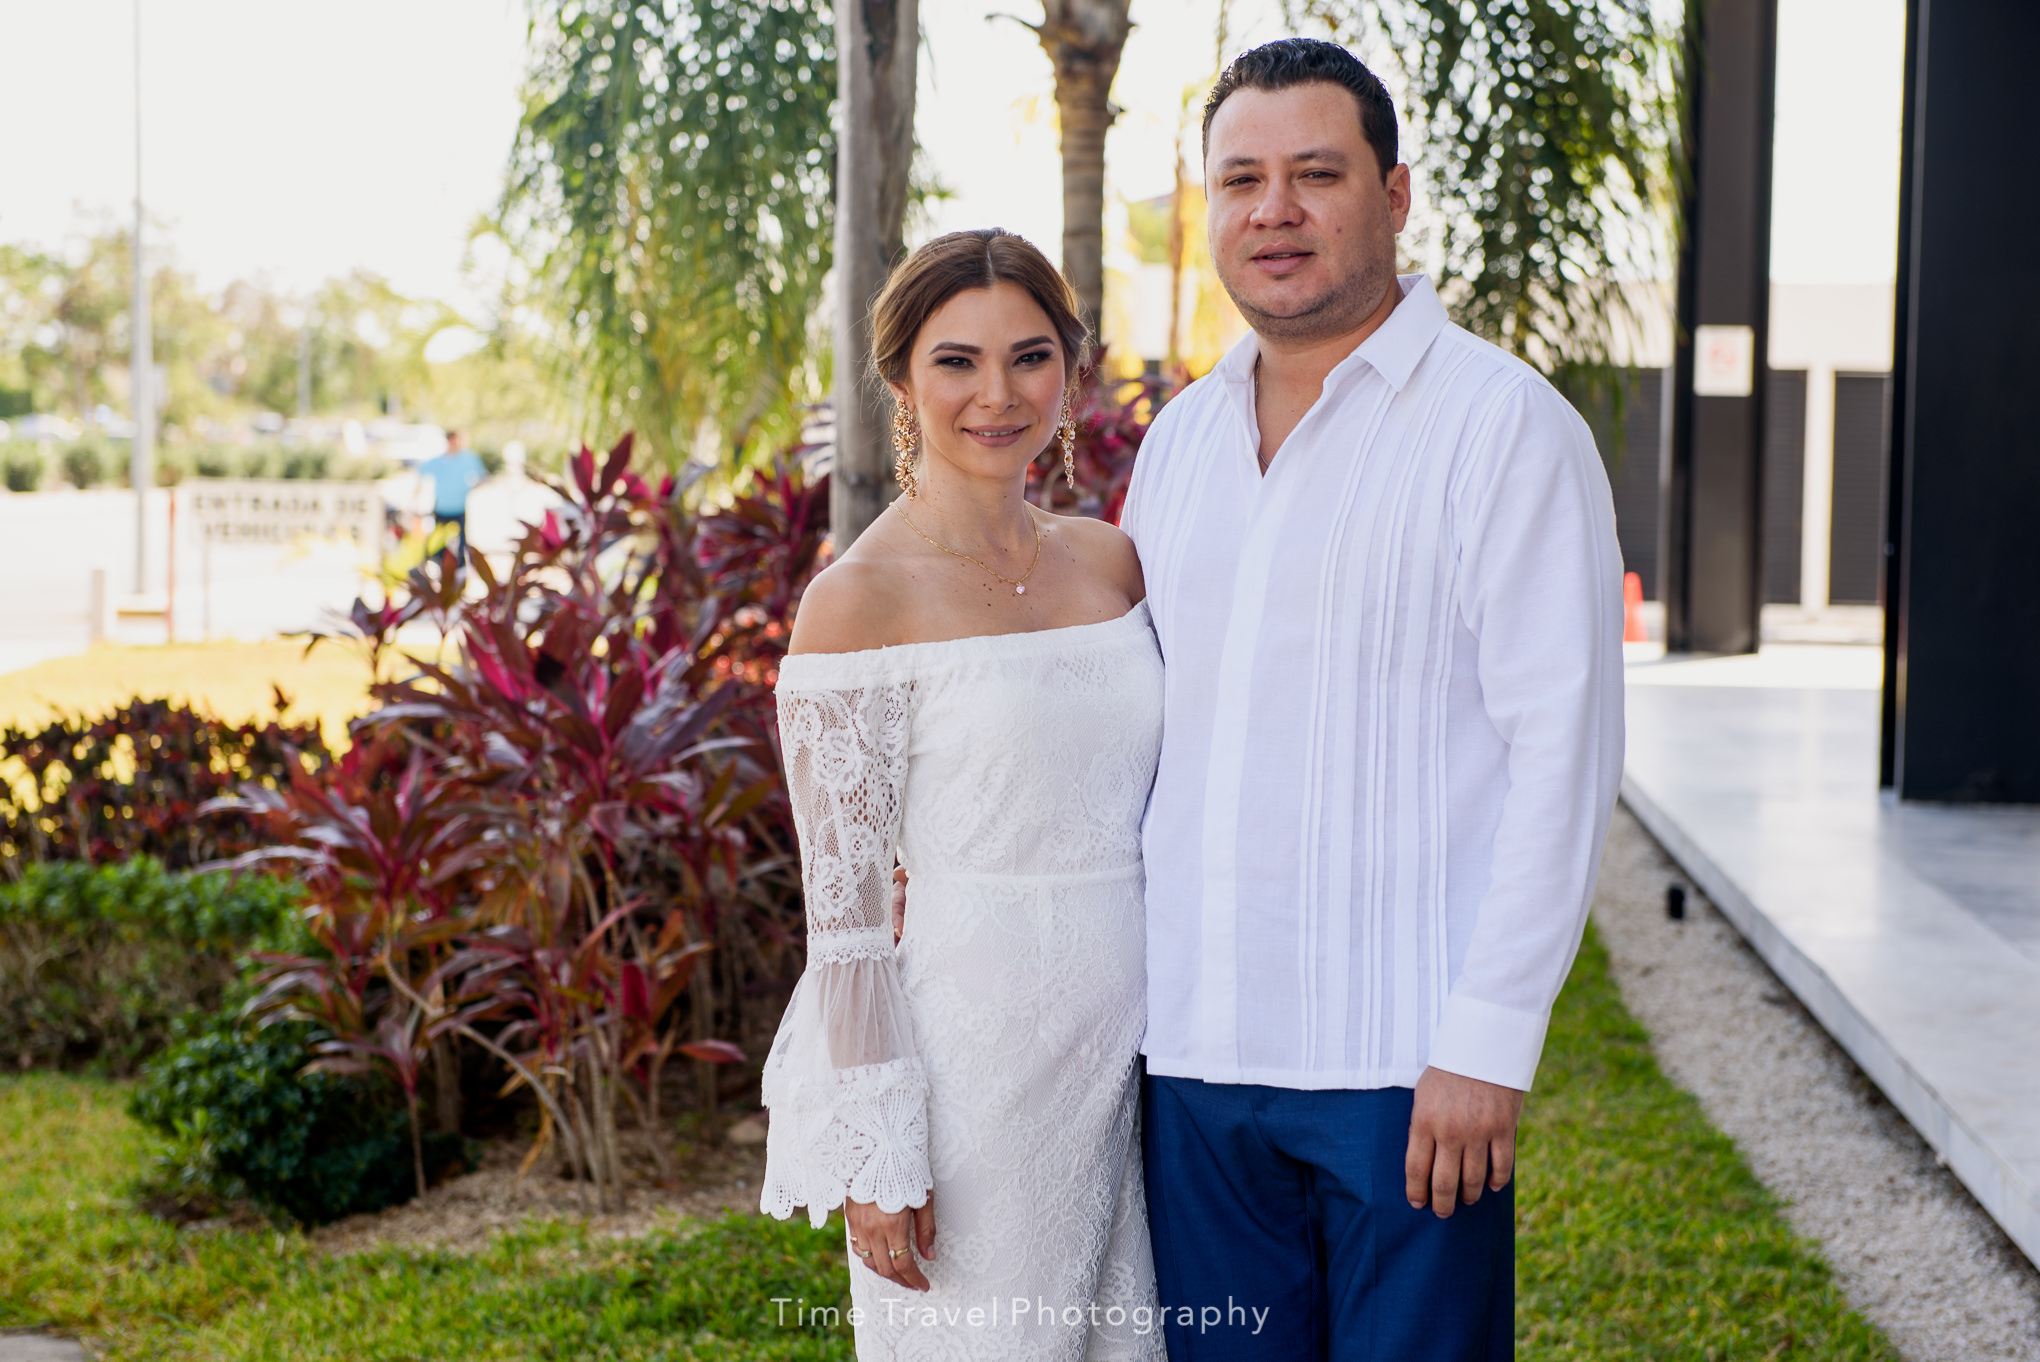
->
[1121,274,1625,1094]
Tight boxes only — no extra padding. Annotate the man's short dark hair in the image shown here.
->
[1202,38,1399,180]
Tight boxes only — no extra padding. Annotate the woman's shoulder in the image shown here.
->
[1044,509,1144,605]
[786,554,911,658]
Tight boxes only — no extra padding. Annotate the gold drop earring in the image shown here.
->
[892,402,921,499]
[1058,394,1078,490]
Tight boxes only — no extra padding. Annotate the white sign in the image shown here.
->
[1693,324,1756,397]
[183,479,383,555]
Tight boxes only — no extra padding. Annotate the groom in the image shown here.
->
[1118,38,1623,1360]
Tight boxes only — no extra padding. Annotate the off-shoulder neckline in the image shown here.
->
[777,601,1149,674]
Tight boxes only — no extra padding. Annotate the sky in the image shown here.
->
[0,0,1906,316]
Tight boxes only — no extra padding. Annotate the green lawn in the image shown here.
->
[0,925,1896,1360]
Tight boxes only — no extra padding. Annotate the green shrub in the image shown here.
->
[279,447,330,479]
[61,438,107,488]
[184,443,381,482]
[191,445,236,478]
[0,858,303,1073]
[1,442,42,492]
[150,444,192,486]
[129,1014,466,1226]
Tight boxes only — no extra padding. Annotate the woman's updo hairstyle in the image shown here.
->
[870,229,1091,393]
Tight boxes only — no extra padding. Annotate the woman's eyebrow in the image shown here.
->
[928,336,1055,355]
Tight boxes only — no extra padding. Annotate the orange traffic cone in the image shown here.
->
[1623,572,1648,643]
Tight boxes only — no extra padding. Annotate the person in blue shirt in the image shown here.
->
[416,429,488,560]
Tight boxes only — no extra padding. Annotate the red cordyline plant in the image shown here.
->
[1026,358,1177,523]
[1,695,328,880]
[214,435,826,1210]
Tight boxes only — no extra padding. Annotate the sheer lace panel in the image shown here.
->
[761,681,932,1226]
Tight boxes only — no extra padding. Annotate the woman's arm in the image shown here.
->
[759,675,934,1289]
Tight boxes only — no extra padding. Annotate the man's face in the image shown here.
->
[1205,82,1411,344]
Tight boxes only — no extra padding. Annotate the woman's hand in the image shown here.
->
[845,1191,937,1291]
[891,866,910,943]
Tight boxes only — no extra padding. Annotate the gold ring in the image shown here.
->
[857,1248,874,1259]
[889,1247,908,1260]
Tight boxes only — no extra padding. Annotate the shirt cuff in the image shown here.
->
[1426,993,1550,1092]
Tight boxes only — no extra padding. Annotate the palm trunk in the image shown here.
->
[831,0,921,550]
[1036,0,1135,341]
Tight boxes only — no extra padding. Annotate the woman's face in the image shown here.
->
[888,281,1069,489]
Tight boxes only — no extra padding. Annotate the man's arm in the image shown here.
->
[1406,378,1625,1215]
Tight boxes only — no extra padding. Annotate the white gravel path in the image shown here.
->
[1594,802,2040,1362]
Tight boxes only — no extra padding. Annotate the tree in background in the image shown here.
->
[1013,0,1137,339]
[1285,0,1679,400]
[0,224,573,462]
[506,0,837,471]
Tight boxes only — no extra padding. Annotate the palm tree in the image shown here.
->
[1015,0,1137,339]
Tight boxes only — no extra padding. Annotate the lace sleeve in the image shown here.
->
[759,677,930,1228]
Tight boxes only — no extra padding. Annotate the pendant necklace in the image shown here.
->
[892,503,1044,596]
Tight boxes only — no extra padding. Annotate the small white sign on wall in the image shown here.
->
[1693,324,1757,397]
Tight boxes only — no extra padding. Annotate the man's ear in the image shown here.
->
[1386,163,1413,234]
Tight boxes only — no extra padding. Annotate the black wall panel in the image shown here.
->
[1830,372,1890,606]
[1887,0,2040,801]
[1763,369,1806,604]
[1585,370,1666,601]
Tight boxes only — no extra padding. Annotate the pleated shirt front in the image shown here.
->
[1121,275,1625,1093]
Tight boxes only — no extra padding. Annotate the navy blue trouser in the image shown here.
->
[1142,1074,1513,1361]
[434,512,468,561]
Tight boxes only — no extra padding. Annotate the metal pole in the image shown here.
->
[166,488,176,643]
[130,0,153,595]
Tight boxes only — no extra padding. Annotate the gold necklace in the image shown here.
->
[892,503,1044,596]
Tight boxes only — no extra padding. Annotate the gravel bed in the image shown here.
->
[308,1116,769,1256]
[1593,802,2040,1361]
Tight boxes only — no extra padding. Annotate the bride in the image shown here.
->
[759,228,1166,1360]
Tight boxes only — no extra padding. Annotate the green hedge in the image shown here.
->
[130,1015,466,1227]
[0,859,301,1073]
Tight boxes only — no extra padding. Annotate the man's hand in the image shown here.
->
[1404,1066,1524,1218]
[891,866,909,943]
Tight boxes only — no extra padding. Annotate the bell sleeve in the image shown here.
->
[758,671,931,1229]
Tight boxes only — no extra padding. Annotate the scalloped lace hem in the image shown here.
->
[760,1056,932,1230]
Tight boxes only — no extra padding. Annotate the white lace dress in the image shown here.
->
[761,603,1166,1361]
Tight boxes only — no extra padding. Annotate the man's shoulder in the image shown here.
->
[1431,322,1546,398]
[1135,371,1229,462]
[1428,324,1593,440]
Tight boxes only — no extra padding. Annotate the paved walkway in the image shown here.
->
[1598,803,2040,1360]
[0,1334,87,1361]
[1621,645,2040,1269]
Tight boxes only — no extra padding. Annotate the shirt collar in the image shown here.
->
[1209,273,1448,395]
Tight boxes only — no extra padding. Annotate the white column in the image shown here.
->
[1800,361,1834,611]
